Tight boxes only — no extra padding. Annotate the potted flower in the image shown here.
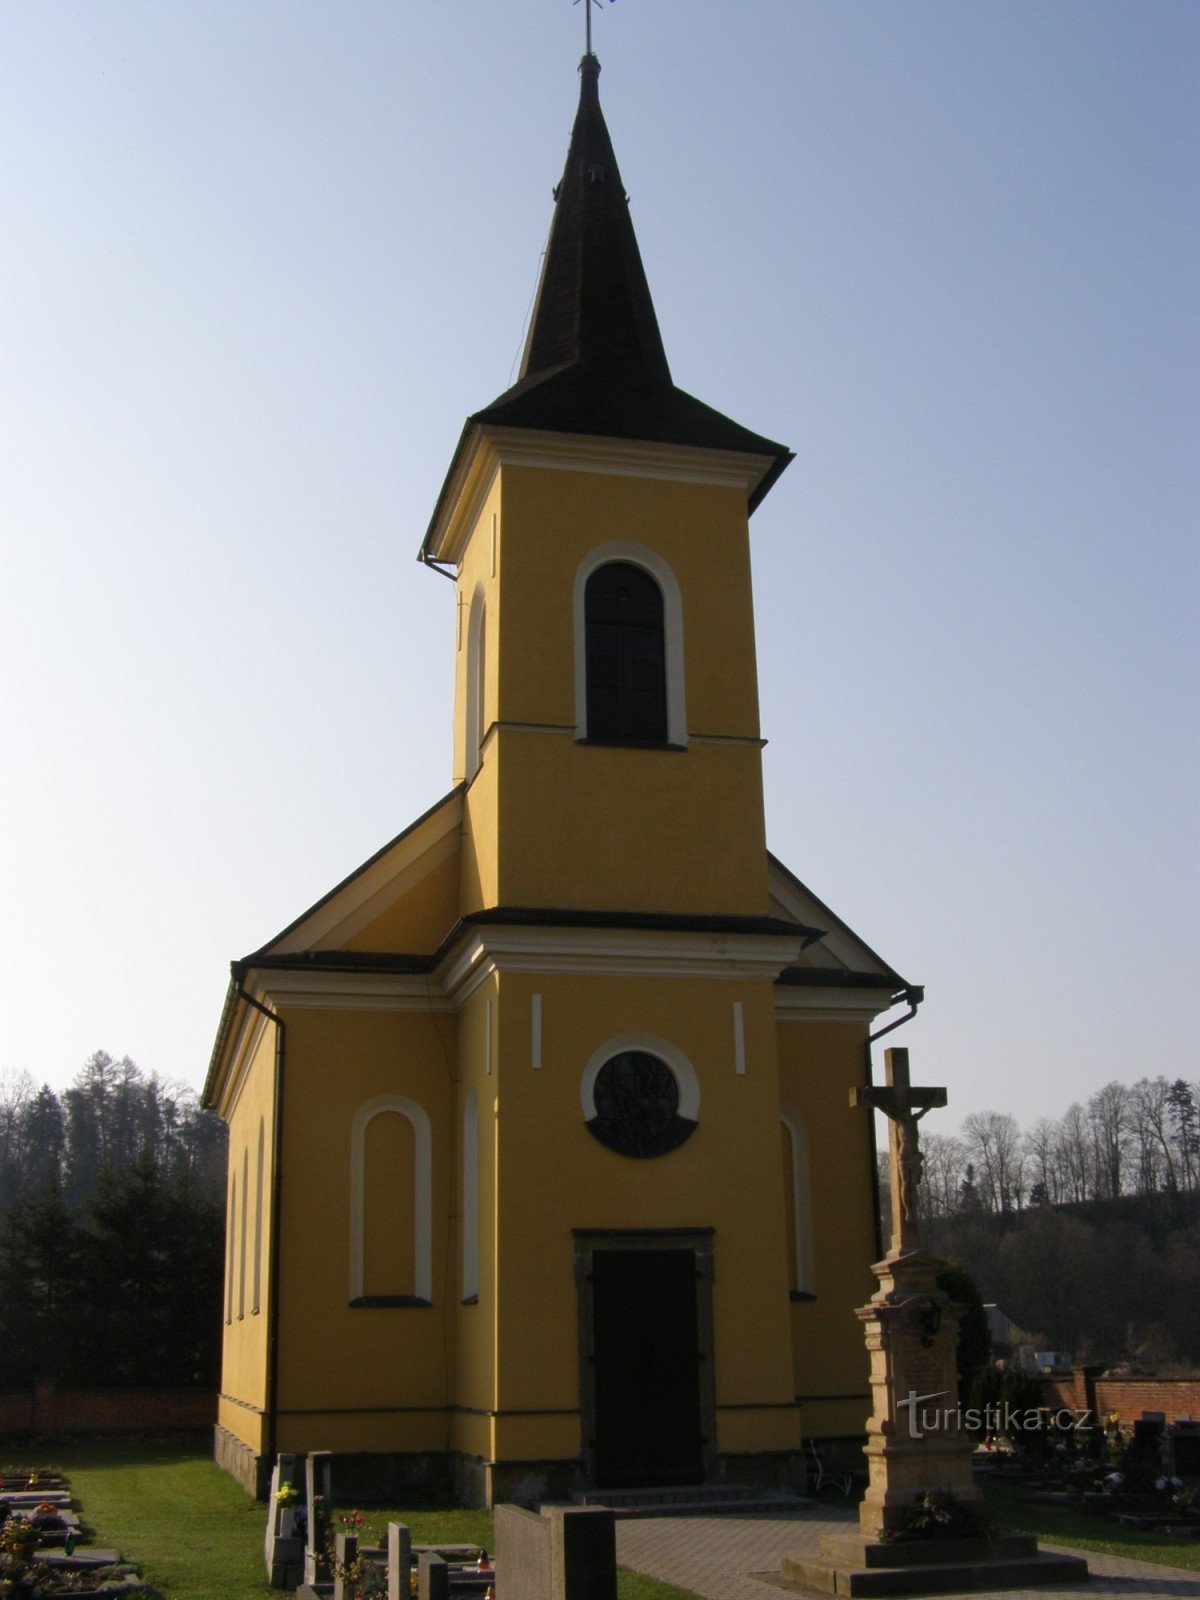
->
[0,1514,37,1562]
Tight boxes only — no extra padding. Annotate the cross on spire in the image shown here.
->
[851,1048,947,1257]
[574,0,614,59]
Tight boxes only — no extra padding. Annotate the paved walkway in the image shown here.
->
[615,1506,1200,1600]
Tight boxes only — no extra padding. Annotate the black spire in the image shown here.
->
[423,56,792,557]
[516,53,672,392]
[468,55,793,510]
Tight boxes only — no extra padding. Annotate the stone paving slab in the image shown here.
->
[615,1508,1200,1600]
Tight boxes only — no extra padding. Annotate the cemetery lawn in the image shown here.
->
[981,1476,1200,1573]
[35,1435,271,1599]
[35,1438,703,1600]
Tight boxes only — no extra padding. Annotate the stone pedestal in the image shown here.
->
[857,1249,985,1539]
[786,1247,1089,1594]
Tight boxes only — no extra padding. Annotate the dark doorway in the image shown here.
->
[590,1247,704,1488]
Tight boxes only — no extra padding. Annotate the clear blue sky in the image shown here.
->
[1,1,1196,1132]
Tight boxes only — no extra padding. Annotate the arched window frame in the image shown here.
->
[580,1033,700,1122]
[226,1173,237,1324]
[349,1094,432,1306]
[251,1119,265,1314]
[781,1106,815,1297]
[573,542,686,747]
[465,585,487,781]
[462,1088,479,1304]
[238,1148,249,1318]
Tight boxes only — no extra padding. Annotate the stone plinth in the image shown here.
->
[786,1246,1089,1594]
[856,1249,984,1540]
[783,1532,1090,1596]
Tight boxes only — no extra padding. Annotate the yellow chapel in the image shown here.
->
[204,50,920,1507]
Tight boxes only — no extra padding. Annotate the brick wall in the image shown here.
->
[1093,1377,1200,1423]
[1036,1368,1200,1424]
[0,1383,216,1435]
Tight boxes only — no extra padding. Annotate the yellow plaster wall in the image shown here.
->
[497,467,762,738]
[342,846,460,954]
[460,753,499,915]
[487,971,796,1462]
[217,1015,278,1453]
[453,478,502,786]
[272,1005,456,1456]
[494,730,769,914]
[776,1017,878,1435]
[454,983,498,1415]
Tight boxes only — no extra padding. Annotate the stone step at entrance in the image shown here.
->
[571,1483,808,1518]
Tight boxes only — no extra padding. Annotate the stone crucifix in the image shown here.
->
[851,1047,946,1256]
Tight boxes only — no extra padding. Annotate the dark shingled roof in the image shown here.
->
[422,54,792,557]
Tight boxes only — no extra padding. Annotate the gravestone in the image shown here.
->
[387,1521,413,1600]
[1171,1420,1200,1477]
[304,1450,334,1588]
[264,1452,306,1589]
[333,1532,358,1600]
[495,1504,615,1600]
[418,1550,449,1600]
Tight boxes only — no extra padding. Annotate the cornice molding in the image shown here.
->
[438,922,810,1006]
[774,986,895,1023]
[242,968,454,1014]
[429,426,772,567]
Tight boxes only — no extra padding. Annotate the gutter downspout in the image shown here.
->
[864,985,924,1259]
[419,551,457,583]
[237,981,286,1489]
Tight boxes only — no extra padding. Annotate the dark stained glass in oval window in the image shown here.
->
[587,1051,697,1158]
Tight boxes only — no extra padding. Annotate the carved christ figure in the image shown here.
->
[851,1047,947,1255]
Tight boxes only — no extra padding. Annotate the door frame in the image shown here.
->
[573,1227,717,1488]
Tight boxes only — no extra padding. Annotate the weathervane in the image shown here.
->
[574,0,616,58]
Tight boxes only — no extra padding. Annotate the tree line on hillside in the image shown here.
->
[0,1053,227,1392]
[916,1076,1200,1220]
[879,1074,1200,1373]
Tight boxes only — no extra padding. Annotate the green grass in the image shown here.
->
[11,1438,701,1600]
[30,1436,272,1600]
[981,1474,1200,1573]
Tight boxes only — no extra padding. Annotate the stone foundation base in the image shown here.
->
[213,1440,812,1510]
[214,1423,270,1499]
[783,1531,1090,1596]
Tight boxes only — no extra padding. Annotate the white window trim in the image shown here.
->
[226,1174,237,1324]
[781,1106,815,1295]
[465,585,486,781]
[251,1119,265,1314]
[573,542,686,746]
[462,1088,479,1302]
[238,1148,248,1319]
[580,1033,700,1122]
[349,1094,433,1304]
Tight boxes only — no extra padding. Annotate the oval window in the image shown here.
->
[586,1050,697,1158]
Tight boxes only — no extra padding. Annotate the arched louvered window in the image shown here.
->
[584,561,668,745]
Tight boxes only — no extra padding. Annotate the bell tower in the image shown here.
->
[425,52,794,920]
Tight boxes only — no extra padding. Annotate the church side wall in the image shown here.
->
[272,1005,456,1457]
[216,1013,278,1481]
[776,1017,877,1443]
